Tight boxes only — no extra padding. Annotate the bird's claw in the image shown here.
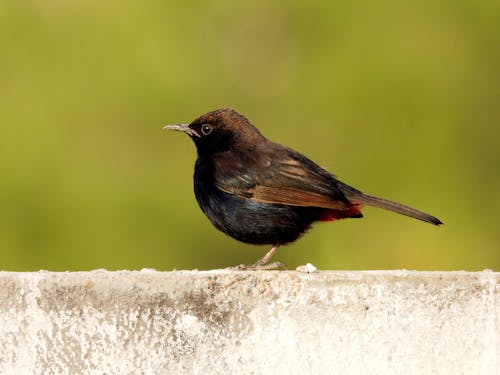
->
[227,261,287,271]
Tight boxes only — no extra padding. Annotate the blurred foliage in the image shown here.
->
[0,0,498,271]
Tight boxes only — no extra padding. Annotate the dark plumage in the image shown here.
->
[165,108,442,269]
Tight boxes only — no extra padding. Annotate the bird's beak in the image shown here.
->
[163,123,200,138]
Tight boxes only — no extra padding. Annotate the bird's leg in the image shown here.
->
[230,243,287,270]
[257,243,280,265]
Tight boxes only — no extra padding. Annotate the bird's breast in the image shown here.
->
[193,157,322,245]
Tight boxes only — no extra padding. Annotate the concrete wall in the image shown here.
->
[0,269,498,374]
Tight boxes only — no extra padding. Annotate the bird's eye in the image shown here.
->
[201,124,213,135]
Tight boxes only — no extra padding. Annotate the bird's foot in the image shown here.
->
[228,261,287,271]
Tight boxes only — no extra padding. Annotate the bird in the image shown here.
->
[164,108,442,270]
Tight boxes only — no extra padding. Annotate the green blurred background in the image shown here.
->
[0,0,498,271]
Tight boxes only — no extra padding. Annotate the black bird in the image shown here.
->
[165,108,442,269]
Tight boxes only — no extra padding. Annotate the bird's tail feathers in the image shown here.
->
[341,188,442,226]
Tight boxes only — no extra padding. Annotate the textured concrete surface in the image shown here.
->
[0,269,498,374]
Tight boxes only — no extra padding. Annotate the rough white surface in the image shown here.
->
[0,270,498,374]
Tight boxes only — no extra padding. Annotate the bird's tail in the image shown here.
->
[339,184,442,225]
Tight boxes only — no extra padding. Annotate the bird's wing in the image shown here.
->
[214,147,350,210]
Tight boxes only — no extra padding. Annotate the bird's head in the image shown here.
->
[164,108,262,155]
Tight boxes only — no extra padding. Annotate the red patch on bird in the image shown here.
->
[319,204,364,222]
